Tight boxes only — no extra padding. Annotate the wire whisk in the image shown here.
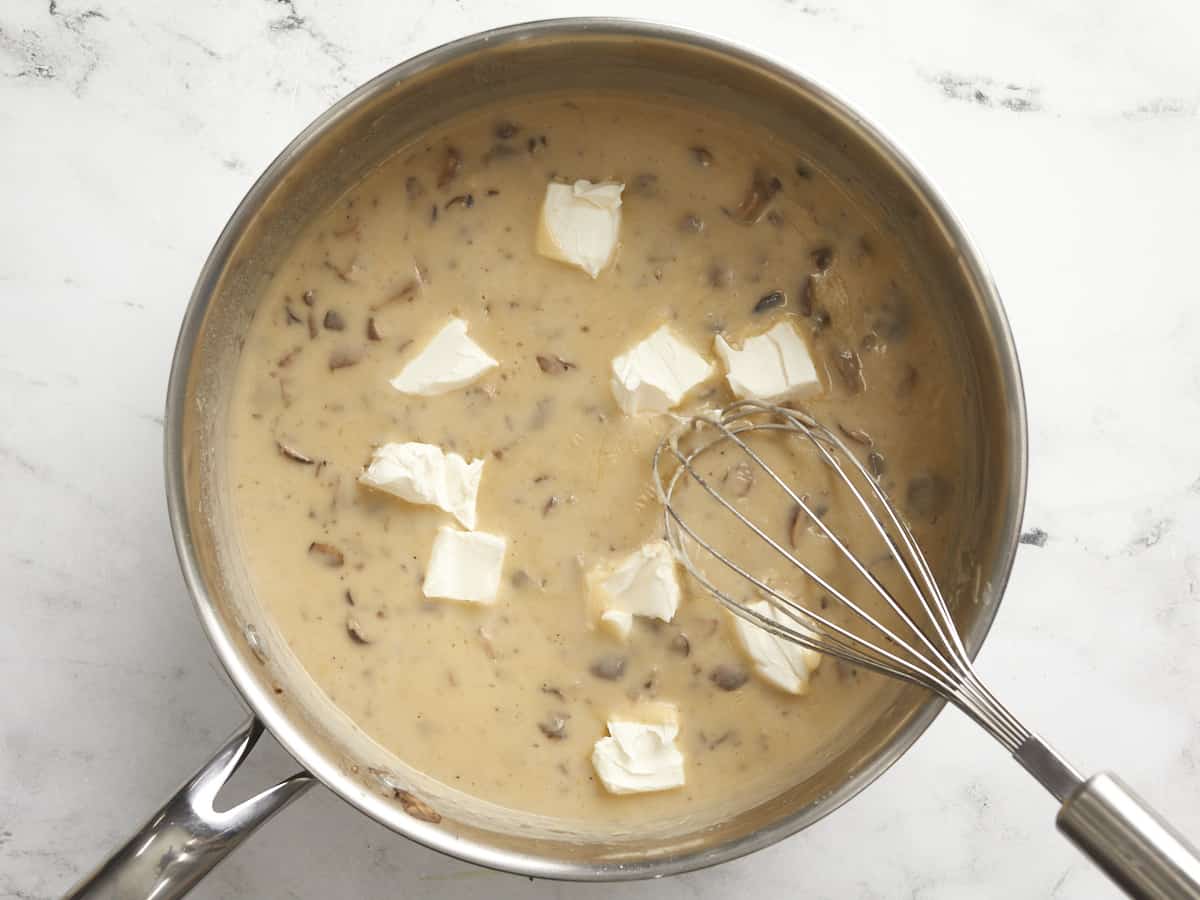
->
[653,399,1200,900]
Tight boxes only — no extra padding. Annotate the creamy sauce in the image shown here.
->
[227,96,968,824]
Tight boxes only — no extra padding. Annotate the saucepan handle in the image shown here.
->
[63,716,314,900]
[1057,773,1200,900]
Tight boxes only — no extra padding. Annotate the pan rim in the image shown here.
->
[164,16,1028,882]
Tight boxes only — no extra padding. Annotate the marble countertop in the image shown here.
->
[3,0,1199,897]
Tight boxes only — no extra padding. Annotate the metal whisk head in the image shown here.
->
[652,399,1029,752]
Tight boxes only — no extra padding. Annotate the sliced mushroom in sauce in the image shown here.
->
[308,542,344,567]
[710,665,749,691]
[589,655,627,681]
[728,169,782,224]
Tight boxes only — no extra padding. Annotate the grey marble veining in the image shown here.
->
[2,0,1199,897]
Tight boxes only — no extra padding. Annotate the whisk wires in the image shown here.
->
[652,400,1029,752]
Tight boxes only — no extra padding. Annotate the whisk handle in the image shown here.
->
[1057,773,1200,900]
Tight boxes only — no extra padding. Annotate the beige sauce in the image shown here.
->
[227,95,967,824]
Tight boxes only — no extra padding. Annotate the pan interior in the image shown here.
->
[173,23,1023,875]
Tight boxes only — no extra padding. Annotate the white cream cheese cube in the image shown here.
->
[536,179,623,278]
[422,527,506,605]
[713,320,819,400]
[358,442,483,530]
[390,318,498,396]
[591,703,685,795]
[586,541,681,640]
[610,325,714,415]
[731,599,823,694]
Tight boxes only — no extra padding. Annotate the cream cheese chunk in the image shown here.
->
[610,325,713,415]
[423,527,507,604]
[591,703,685,795]
[731,599,824,694]
[390,318,498,396]
[586,540,681,640]
[713,320,818,400]
[358,442,483,530]
[535,179,624,278]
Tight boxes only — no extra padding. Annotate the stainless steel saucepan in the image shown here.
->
[65,19,1027,898]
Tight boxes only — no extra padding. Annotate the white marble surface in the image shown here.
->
[3,0,1200,897]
